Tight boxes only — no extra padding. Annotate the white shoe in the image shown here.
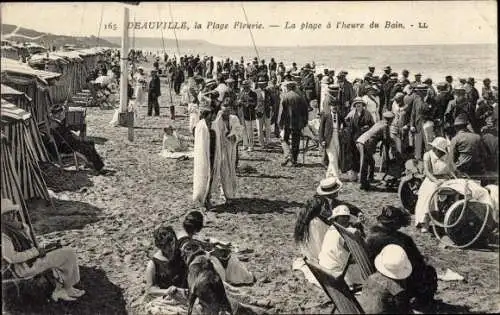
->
[51,288,77,302]
[67,287,86,298]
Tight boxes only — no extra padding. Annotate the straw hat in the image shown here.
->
[316,177,343,196]
[375,244,412,280]
[351,97,366,107]
[327,205,351,221]
[382,111,395,120]
[1,198,19,215]
[205,79,217,87]
[429,137,449,154]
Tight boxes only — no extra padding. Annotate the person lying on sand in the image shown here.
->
[176,211,255,286]
[143,224,268,315]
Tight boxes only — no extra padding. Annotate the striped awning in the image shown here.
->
[1,84,33,102]
[1,99,31,122]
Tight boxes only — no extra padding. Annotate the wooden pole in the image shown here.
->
[119,6,129,114]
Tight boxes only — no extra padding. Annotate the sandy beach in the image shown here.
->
[2,69,499,315]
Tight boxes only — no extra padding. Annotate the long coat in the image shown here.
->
[279,90,309,131]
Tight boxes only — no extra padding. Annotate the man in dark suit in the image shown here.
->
[279,81,309,167]
[148,70,161,116]
[337,71,355,119]
[319,90,345,178]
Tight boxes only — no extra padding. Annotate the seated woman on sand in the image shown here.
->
[293,177,365,286]
[159,126,194,159]
[318,205,363,286]
[1,199,85,302]
[414,137,456,233]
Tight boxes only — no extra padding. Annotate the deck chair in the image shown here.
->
[1,260,37,298]
[304,257,364,314]
[333,223,375,283]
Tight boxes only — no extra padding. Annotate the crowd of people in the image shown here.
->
[129,54,497,209]
[3,49,497,314]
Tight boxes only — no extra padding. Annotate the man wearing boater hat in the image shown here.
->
[356,111,396,190]
[254,79,273,148]
[319,85,345,179]
[279,80,309,167]
[237,80,257,152]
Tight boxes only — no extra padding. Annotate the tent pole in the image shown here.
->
[119,6,129,114]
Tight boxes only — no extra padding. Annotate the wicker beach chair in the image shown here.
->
[333,222,375,283]
[304,257,364,314]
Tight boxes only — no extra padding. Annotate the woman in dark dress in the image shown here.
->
[143,226,190,314]
[344,97,374,180]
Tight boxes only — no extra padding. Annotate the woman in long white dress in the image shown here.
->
[362,85,381,123]
[414,137,456,232]
[133,67,147,107]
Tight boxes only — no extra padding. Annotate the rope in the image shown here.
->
[157,4,167,55]
[159,4,175,107]
[79,3,86,38]
[240,3,259,60]
[168,3,182,57]
[96,4,105,48]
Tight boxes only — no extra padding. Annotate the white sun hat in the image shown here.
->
[327,205,351,221]
[429,137,449,154]
[374,244,413,280]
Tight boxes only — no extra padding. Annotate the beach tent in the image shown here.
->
[1,84,49,163]
[1,57,61,125]
[1,99,50,202]
[1,46,19,60]
[28,49,103,104]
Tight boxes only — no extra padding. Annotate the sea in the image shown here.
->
[140,43,498,86]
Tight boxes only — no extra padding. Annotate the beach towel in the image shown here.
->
[192,120,211,204]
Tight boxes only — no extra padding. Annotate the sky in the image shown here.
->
[1,1,497,47]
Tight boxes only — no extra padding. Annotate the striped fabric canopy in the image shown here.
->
[1,57,62,84]
[1,98,50,202]
[1,98,31,122]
